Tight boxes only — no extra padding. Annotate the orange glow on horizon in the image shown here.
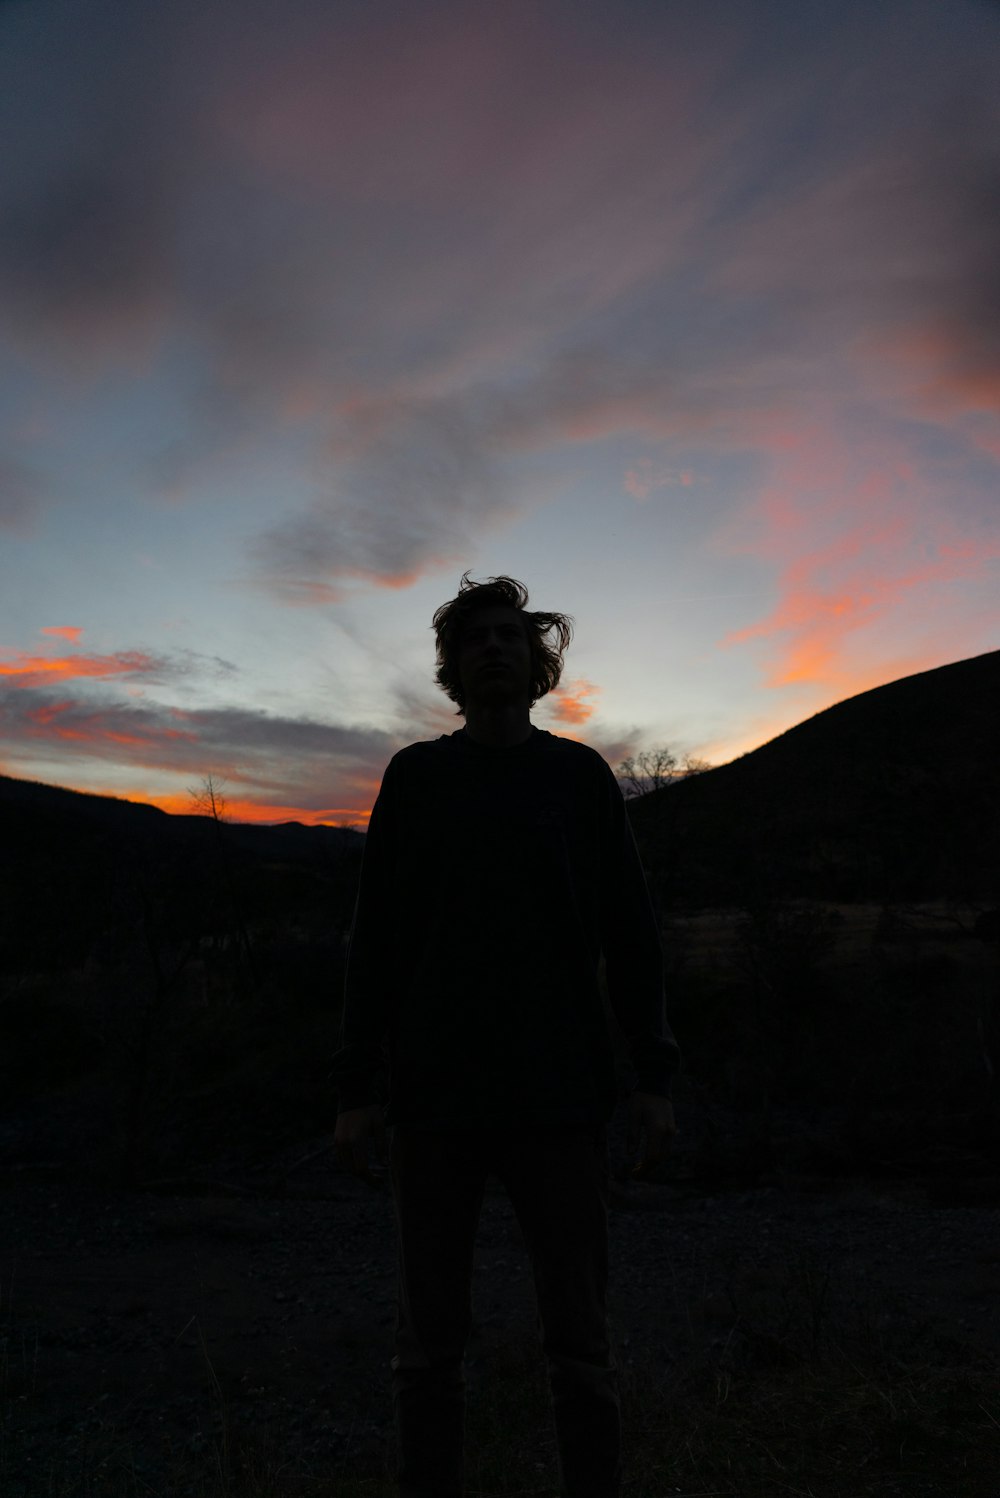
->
[139,790,371,827]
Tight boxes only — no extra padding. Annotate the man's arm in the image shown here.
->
[597,758,680,1100]
[330,755,401,1114]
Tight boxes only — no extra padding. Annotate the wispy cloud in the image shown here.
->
[717,421,1000,690]
[624,460,698,501]
[16,0,995,595]
[0,685,398,822]
[250,393,511,603]
[40,626,83,643]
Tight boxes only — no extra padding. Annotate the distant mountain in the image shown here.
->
[0,772,363,859]
[627,649,1000,905]
[0,774,364,976]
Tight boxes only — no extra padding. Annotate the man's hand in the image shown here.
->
[334,1104,388,1183]
[626,1091,677,1180]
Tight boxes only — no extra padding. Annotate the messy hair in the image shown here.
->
[432,572,573,713]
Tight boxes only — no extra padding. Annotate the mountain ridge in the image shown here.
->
[627,647,1000,903]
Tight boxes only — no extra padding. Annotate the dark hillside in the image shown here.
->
[628,648,1000,905]
[0,772,363,861]
[0,776,366,1183]
[0,773,364,974]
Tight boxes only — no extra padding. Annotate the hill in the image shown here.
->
[0,772,364,978]
[0,775,368,1183]
[0,772,363,859]
[628,648,1000,905]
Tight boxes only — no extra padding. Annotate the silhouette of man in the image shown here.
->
[332,573,679,1498]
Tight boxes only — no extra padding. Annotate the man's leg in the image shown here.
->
[498,1125,622,1498]
[388,1126,488,1498]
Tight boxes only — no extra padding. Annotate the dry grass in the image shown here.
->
[6,1269,999,1498]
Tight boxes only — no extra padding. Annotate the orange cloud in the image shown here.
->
[546,679,600,726]
[41,625,82,643]
[724,522,1000,691]
[0,650,156,690]
[717,407,1000,693]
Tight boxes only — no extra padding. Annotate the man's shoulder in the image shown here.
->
[539,731,603,757]
[383,733,461,775]
[392,732,460,761]
[539,731,614,771]
[386,728,614,778]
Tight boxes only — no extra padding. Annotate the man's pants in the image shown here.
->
[388,1122,622,1498]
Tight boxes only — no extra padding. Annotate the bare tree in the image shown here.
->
[188,773,257,992]
[617,747,678,798]
[617,747,715,798]
[189,772,229,826]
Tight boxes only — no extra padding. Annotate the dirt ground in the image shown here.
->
[3,1101,1000,1495]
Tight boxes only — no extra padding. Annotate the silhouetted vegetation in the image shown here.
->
[617,745,710,797]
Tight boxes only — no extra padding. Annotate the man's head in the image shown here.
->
[432,573,573,715]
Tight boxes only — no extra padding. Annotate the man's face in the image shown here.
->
[457,605,533,708]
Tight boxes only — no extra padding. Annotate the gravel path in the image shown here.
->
[2,1109,999,1493]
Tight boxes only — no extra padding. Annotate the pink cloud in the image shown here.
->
[1,0,996,629]
[855,323,1000,464]
[545,679,601,727]
[624,458,699,500]
[718,418,1000,691]
[41,625,82,643]
[24,698,198,750]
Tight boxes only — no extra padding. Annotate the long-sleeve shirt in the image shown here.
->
[330,724,680,1129]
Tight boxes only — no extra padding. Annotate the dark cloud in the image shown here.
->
[1,0,997,596]
[0,686,398,808]
[0,2,188,353]
[923,117,1000,392]
[2,158,171,338]
[0,457,43,532]
[250,394,509,600]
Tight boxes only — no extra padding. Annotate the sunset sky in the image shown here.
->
[2,0,998,826]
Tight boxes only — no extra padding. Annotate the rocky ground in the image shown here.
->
[2,1100,999,1495]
